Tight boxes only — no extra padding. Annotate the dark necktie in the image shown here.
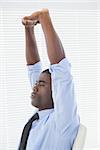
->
[19,113,39,150]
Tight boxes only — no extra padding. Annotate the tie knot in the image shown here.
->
[30,113,39,123]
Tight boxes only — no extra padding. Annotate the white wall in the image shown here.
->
[0,1,100,149]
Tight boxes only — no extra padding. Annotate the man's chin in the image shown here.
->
[31,98,38,107]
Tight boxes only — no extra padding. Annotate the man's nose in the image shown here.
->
[33,84,38,93]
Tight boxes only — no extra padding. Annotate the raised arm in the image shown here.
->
[38,9,79,131]
[22,17,40,65]
[38,9,65,64]
[22,16,42,88]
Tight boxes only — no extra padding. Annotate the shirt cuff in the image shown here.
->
[27,61,42,88]
[27,61,42,71]
[49,58,71,80]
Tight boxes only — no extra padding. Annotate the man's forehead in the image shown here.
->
[39,72,51,82]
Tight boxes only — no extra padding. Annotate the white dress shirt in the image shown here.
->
[25,58,80,150]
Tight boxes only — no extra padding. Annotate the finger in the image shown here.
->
[23,15,35,20]
[22,18,34,26]
[22,18,26,25]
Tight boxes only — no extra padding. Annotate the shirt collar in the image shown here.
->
[38,108,54,120]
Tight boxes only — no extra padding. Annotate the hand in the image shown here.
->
[22,16,40,28]
[22,9,49,27]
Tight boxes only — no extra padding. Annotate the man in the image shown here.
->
[19,8,80,150]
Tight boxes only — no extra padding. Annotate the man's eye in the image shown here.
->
[39,83,45,86]
[36,80,45,86]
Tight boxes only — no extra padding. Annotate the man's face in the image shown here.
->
[31,72,54,110]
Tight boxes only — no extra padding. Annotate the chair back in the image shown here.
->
[72,124,87,150]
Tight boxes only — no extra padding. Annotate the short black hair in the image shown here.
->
[42,69,51,76]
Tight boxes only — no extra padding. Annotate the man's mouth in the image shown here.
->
[31,92,37,99]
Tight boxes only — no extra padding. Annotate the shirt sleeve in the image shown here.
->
[27,61,42,88]
[49,58,78,131]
